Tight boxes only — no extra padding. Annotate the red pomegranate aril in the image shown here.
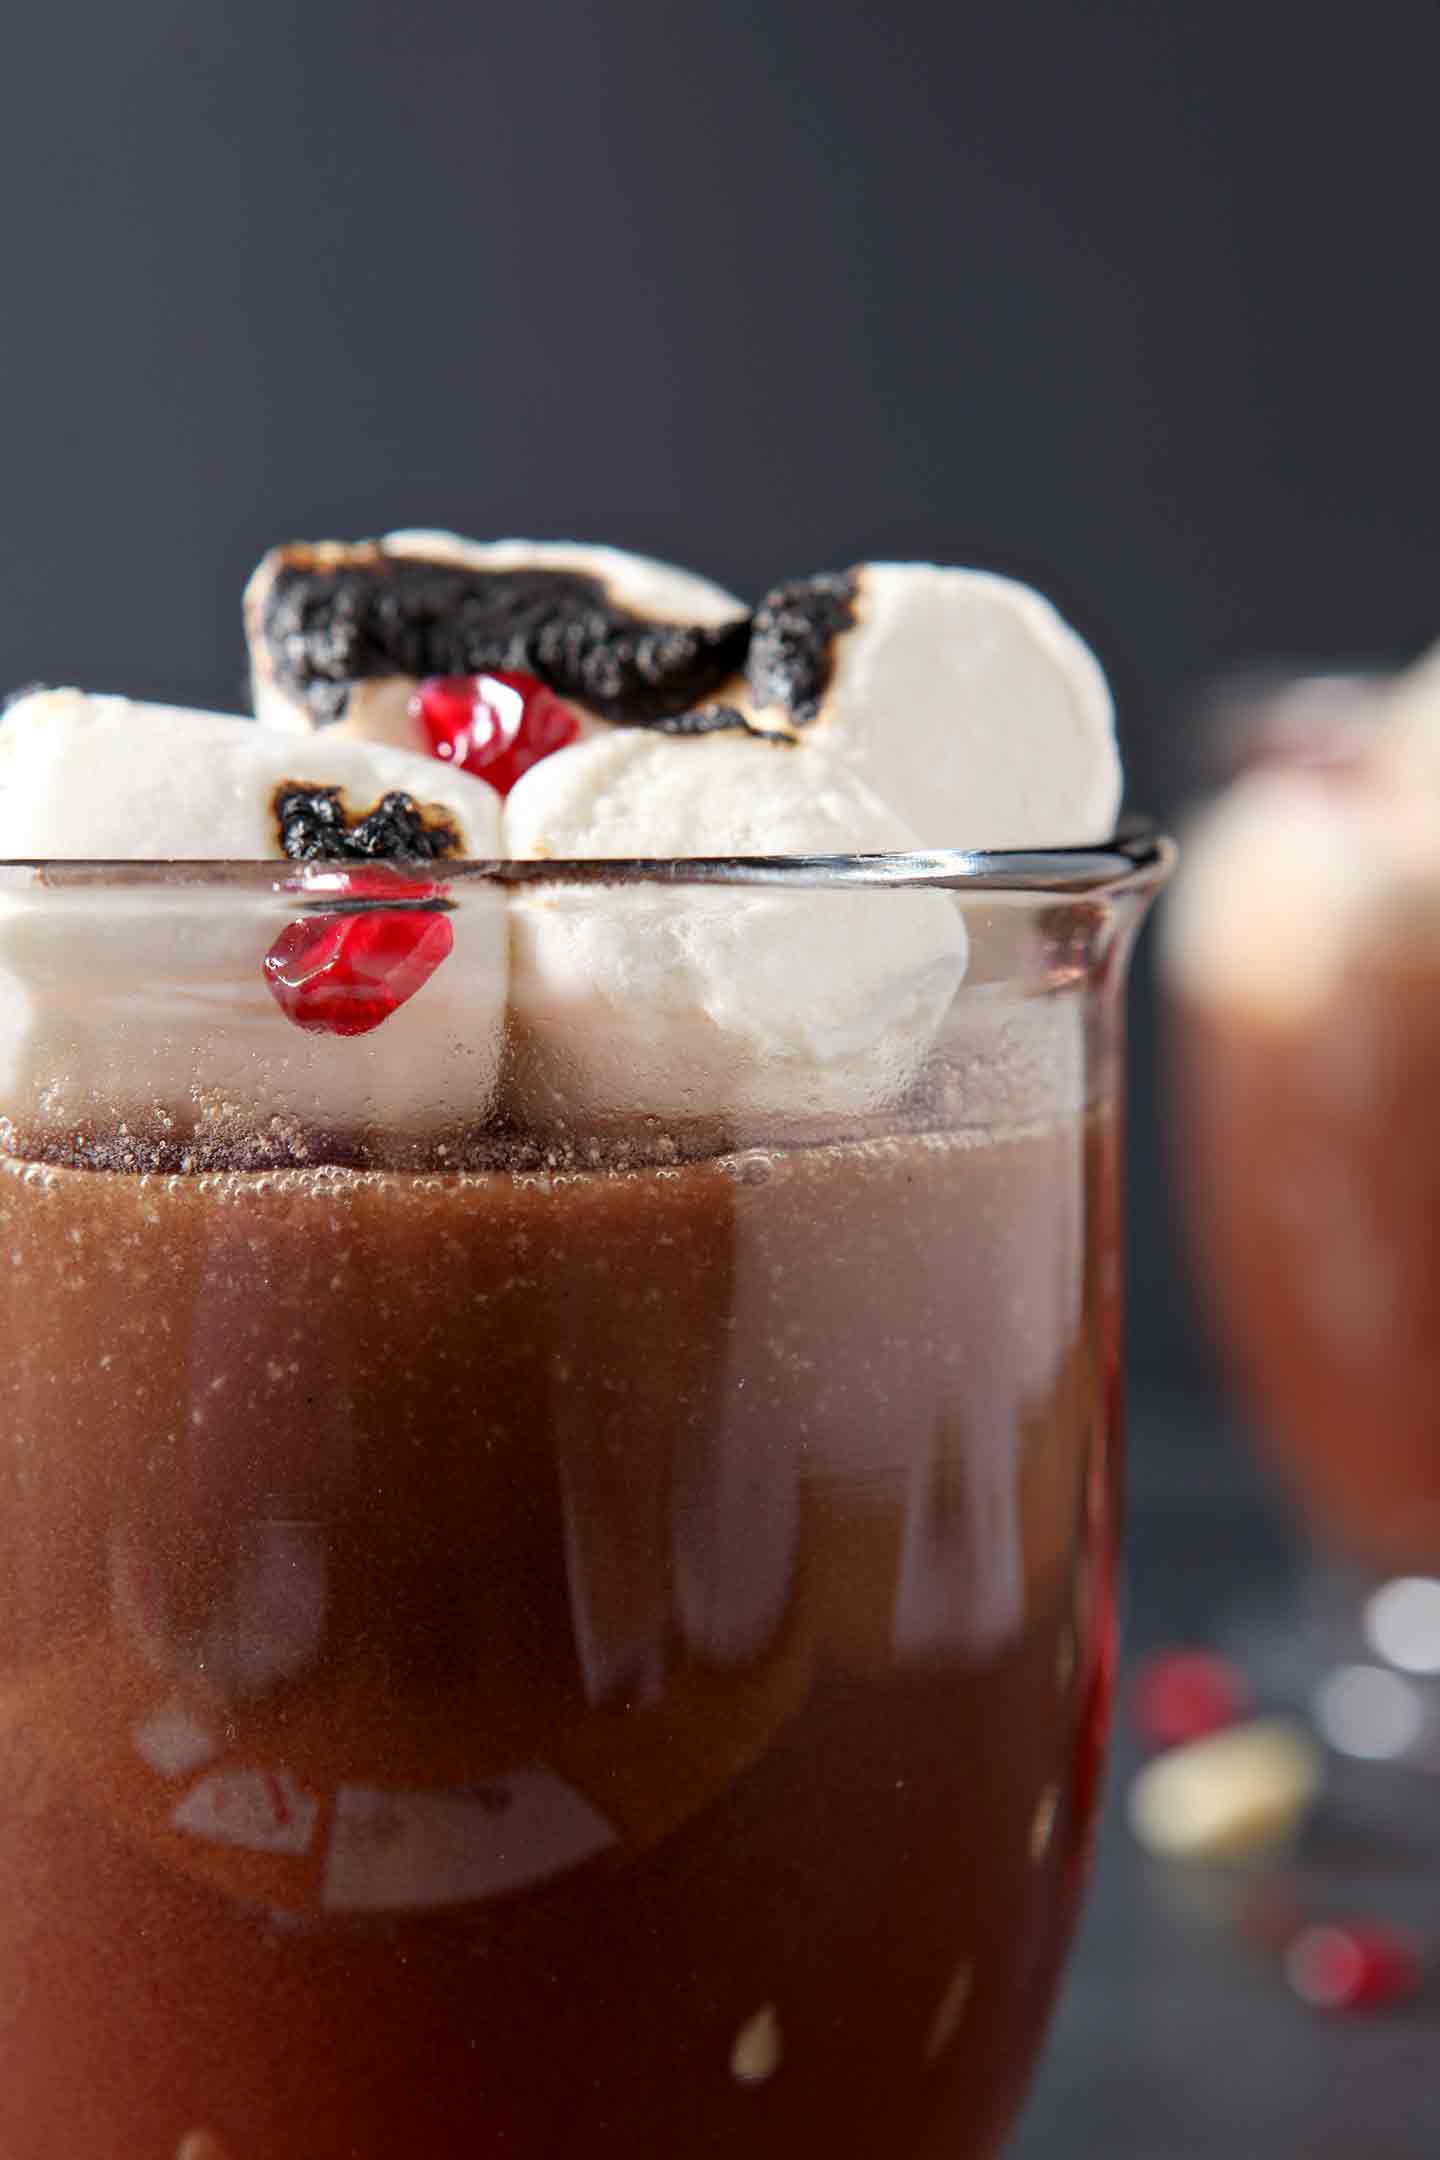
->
[413,677,483,766]
[264,907,454,1037]
[413,671,579,796]
[1131,1650,1248,1750]
[1283,1921,1422,2013]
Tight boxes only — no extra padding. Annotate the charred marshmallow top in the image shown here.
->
[739,564,1121,850]
[245,532,749,745]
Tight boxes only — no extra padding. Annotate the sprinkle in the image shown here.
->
[1131,1650,1247,1749]
[1029,1784,1060,1862]
[730,2004,783,2085]
[924,1960,974,2060]
[1127,1719,1321,1862]
[1284,1922,1422,2013]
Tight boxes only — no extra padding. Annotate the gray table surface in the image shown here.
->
[1011,1387,1440,2160]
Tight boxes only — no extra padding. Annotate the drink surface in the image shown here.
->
[0,1108,1114,2160]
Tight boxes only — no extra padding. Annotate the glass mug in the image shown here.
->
[0,833,1167,2160]
[1166,672,1440,1760]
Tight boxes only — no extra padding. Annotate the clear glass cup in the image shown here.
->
[1165,673,1440,1766]
[0,832,1168,2160]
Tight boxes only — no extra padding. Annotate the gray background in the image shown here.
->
[5,16,1440,2149]
[4,0,1439,1389]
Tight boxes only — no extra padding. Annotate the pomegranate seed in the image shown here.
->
[264,891,454,1036]
[413,672,578,796]
[1284,1921,1422,2013]
[1132,1650,1248,1749]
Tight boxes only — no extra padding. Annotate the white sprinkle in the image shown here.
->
[730,2003,783,2085]
[1364,1576,1440,1677]
[176,2134,230,2160]
[1312,1664,1425,1762]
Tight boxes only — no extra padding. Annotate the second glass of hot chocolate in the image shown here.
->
[1167,665,1440,1764]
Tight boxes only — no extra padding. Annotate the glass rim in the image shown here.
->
[0,819,1173,899]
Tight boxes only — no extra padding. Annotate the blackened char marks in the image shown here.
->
[746,571,859,726]
[649,704,785,740]
[273,784,462,863]
[262,555,751,726]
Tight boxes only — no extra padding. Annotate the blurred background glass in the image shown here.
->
[1166,671,1440,1754]
[5,2,1440,2151]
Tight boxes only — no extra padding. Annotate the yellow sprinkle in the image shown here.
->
[1128,1718,1322,1862]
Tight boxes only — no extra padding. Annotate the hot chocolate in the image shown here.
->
[0,532,1148,2158]
[0,1089,1114,2160]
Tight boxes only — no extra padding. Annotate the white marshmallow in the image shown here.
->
[1376,640,1440,791]
[1159,768,1383,1024]
[0,691,509,1145]
[1162,663,1440,1026]
[749,565,1121,850]
[503,730,967,1125]
[0,689,500,860]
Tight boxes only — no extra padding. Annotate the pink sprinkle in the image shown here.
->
[1284,1922,1422,2013]
[1131,1650,1248,1749]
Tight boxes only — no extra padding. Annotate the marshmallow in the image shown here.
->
[1161,725,1440,1026]
[1376,640,1440,792]
[383,532,744,628]
[743,565,1121,850]
[245,533,748,741]
[0,690,500,860]
[503,730,968,1126]
[0,691,508,1151]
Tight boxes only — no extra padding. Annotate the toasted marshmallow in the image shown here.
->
[0,691,508,1152]
[384,532,744,627]
[246,532,748,742]
[503,730,967,1127]
[1164,661,1440,1026]
[743,564,1121,850]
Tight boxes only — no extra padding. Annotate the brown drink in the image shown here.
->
[0,846,1155,2160]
